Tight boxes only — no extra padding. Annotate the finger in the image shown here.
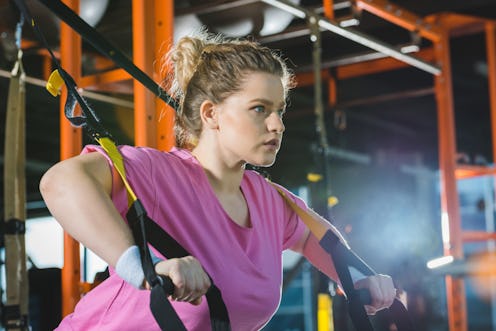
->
[186,272,210,302]
[377,275,395,308]
[363,276,389,311]
[182,269,205,301]
[175,264,206,301]
[169,273,186,300]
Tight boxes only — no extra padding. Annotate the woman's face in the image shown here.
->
[215,71,286,167]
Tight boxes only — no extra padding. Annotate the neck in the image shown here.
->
[191,142,245,194]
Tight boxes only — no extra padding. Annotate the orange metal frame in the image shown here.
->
[60,0,83,317]
[300,2,496,331]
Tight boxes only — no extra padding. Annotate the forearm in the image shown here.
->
[291,207,348,283]
[301,230,339,283]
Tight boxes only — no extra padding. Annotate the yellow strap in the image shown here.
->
[96,136,137,206]
[45,72,135,205]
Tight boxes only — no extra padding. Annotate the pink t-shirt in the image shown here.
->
[55,146,307,331]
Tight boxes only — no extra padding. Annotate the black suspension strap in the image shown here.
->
[99,138,231,331]
[273,184,415,331]
[37,0,179,111]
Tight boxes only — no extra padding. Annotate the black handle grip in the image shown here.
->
[156,275,175,295]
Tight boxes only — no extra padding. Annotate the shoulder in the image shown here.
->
[243,169,276,194]
[81,144,186,167]
[243,170,307,208]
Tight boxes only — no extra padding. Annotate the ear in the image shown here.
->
[199,100,218,129]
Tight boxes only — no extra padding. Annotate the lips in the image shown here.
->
[264,139,280,149]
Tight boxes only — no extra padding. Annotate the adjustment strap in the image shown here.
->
[101,138,231,330]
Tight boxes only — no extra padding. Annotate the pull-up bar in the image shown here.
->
[260,0,441,75]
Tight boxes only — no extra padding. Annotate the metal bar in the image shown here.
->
[335,87,434,108]
[462,231,496,242]
[260,0,441,75]
[433,30,467,331]
[335,47,435,79]
[355,0,442,42]
[0,69,134,109]
[483,176,496,331]
[176,0,259,16]
[323,0,334,20]
[455,165,496,179]
[80,68,132,89]
[60,0,83,318]
[257,25,312,44]
[154,0,176,151]
[484,24,496,331]
[310,16,329,151]
[295,46,435,74]
[132,0,157,147]
[487,23,496,169]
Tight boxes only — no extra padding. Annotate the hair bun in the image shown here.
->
[170,36,207,93]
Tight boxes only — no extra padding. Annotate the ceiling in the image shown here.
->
[1,0,496,217]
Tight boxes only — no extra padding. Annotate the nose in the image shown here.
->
[267,112,285,134]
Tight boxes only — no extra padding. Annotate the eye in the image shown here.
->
[277,108,286,118]
[252,105,266,114]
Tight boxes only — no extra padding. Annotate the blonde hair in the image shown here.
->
[162,30,295,149]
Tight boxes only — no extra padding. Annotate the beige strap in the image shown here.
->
[4,50,29,326]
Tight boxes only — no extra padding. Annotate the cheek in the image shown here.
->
[225,115,255,133]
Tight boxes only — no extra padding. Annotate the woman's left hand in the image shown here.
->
[353,274,396,315]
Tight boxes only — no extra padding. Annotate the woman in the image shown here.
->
[40,31,396,330]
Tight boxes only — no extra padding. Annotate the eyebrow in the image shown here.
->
[250,98,286,108]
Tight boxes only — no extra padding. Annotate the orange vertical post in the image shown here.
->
[60,0,83,317]
[132,0,156,147]
[328,76,337,107]
[322,0,334,20]
[434,31,467,331]
[487,23,496,164]
[132,0,175,149]
[154,0,176,151]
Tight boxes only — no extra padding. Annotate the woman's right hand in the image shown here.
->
[153,256,211,305]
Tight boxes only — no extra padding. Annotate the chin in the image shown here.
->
[250,157,277,168]
[245,151,279,168]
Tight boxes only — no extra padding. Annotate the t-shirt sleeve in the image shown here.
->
[80,144,154,218]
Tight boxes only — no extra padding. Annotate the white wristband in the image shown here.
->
[115,245,145,289]
[115,245,164,289]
